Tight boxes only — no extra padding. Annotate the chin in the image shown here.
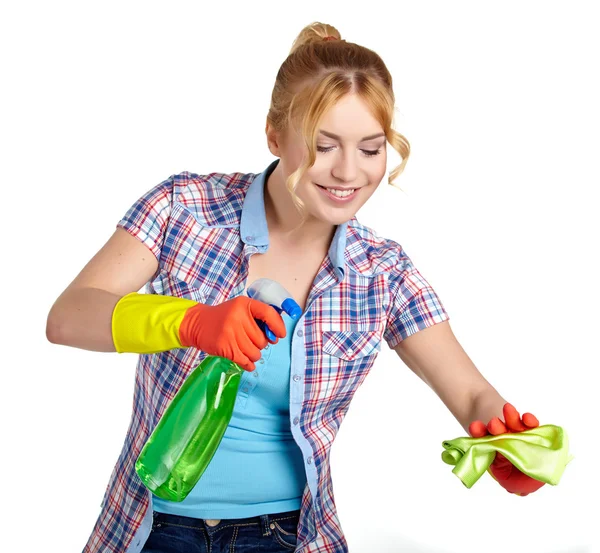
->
[317,209,356,226]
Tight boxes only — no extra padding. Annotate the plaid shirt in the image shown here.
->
[83,159,450,552]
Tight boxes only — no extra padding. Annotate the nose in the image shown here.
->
[331,150,358,183]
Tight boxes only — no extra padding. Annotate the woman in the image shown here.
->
[46,21,544,553]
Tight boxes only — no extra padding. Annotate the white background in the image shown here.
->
[2,1,598,552]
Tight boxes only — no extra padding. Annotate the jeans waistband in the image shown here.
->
[152,508,301,531]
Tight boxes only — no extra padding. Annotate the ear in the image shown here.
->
[265,121,284,157]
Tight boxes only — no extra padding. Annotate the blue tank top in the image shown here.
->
[152,313,307,517]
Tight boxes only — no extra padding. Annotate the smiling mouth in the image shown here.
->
[316,184,359,198]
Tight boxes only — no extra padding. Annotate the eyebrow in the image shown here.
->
[319,130,385,141]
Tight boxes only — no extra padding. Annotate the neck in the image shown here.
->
[264,163,337,249]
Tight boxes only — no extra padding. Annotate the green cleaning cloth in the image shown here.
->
[441,424,573,488]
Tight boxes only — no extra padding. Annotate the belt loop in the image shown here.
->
[260,513,271,536]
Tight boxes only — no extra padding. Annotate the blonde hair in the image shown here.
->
[266,21,410,226]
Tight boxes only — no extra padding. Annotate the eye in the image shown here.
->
[316,145,382,157]
[316,145,335,154]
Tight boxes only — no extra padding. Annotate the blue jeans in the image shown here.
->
[140,509,300,552]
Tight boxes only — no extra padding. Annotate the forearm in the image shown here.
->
[46,287,121,352]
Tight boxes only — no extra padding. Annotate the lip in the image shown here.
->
[316,183,360,203]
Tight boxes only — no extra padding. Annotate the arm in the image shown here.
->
[46,227,159,352]
[46,226,285,368]
[395,321,548,495]
[393,320,507,434]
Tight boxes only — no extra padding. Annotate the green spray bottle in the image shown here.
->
[134,278,302,501]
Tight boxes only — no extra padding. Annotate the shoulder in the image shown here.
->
[171,168,257,226]
[346,218,413,277]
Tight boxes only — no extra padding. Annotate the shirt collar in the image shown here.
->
[240,158,348,280]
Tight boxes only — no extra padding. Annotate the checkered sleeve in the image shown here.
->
[116,175,176,261]
[384,247,450,349]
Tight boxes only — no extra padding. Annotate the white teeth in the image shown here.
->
[326,188,356,198]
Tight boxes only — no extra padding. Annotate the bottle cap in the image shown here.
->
[282,298,302,320]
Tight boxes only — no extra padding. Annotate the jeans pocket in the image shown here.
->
[143,520,203,553]
[270,519,298,550]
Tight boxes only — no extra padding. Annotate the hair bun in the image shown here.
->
[289,22,341,55]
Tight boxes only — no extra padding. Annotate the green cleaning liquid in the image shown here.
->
[135,355,243,502]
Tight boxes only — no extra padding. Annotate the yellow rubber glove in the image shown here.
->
[111,292,198,354]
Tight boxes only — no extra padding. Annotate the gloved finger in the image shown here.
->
[236,330,264,365]
[468,420,489,438]
[242,315,272,351]
[487,416,508,435]
[503,403,527,432]
[239,357,257,372]
[213,335,258,372]
[223,346,256,372]
[233,347,257,372]
[248,299,287,339]
[522,412,539,428]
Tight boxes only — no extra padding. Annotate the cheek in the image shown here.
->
[371,160,388,184]
[306,159,327,179]
[279,141,308,172]
[304,167,324,188]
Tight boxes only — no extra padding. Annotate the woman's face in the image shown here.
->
[275,93,388,226]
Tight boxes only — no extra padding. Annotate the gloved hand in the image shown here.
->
[178,296,287,371]
[468,403,546,496]
[112,292,287,371]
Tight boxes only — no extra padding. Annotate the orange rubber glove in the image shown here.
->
[178,296,286,371]
[468,403,546,496]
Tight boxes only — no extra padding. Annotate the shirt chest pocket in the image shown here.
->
[322,330,382,361]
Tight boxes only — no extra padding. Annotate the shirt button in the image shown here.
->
[253,371,259,378]
[265,344,269,350]
[293,375,301,382]
[297,330,303,337]
[259,359,265,364]
[242,387,249,393]
[293,417,299,425]
[246,235,254,242]
[307,456,313,465]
